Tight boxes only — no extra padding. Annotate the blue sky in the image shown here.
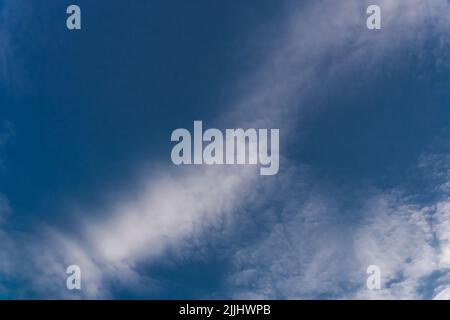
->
[1,0,450,299]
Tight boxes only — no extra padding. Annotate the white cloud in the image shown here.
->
[227,167,450,300]
[85,167,257,265]
[352,197,438,299]
[227,177,357,299]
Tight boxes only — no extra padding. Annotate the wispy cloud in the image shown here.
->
[86,167,258,265]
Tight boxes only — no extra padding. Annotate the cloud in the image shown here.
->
[0,167,259,298]
[227,160,450,300]
[227,0,450,130]
[226,168,360,299]
[352,196,438,299]
[85,167,258,265]
[352,177,450,300]
[223,0,450,300]
[1,0,450,298]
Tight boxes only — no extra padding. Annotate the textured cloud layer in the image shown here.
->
[227,170,450,299]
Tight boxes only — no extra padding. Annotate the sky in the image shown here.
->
[1,0,450,299]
